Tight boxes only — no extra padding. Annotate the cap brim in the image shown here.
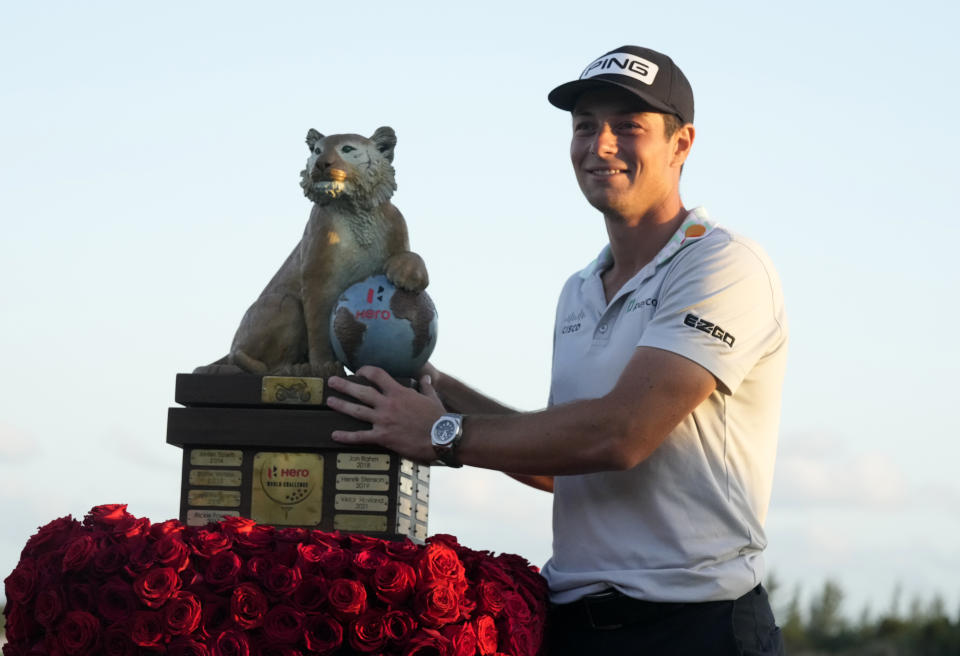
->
[547,77,677,117]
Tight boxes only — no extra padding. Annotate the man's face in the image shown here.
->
[570,87,684,222]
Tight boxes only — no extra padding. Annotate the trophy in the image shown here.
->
[167,126,437,542]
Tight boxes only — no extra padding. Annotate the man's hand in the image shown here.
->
[326,366,446,463]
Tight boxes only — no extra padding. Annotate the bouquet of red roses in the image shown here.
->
[2,505,548,656]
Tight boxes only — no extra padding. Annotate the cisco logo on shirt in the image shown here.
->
[561,310,585,335]
[684,313,736,347]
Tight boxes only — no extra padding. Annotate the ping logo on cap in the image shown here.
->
[581,52,659,86]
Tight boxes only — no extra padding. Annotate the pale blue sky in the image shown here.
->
[2,0,958,618]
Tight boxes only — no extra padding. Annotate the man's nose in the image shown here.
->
[591,125,617,156]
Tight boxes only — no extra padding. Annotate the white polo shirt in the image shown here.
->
[541,207,788,604]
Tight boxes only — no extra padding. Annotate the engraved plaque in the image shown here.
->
[414,524,427,541]
[190,449,243,467]
[261,376,324,405]
[187,489,241,507]
[397,516,411,534]
[335,473,390,491]
[417,486,429,502]
[417,466,430,482]
[398,497,412,517]
[334,514,388,533]
[189,469,242,487]
[187,509,240,526]
[251,452,324,526]
[335,494,389,512]
[399,476,413,496]
[416,503,428,522]
[337,453,391,471]
[400,460,414,475]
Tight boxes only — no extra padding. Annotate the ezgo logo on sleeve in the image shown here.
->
[684,313,735,347]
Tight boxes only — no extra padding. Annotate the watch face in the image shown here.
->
[434,419,457,445]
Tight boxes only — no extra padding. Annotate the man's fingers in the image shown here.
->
[419,374,442,404]
[327,375,381,406]
[325,395,375,422]
[355,366,399,391]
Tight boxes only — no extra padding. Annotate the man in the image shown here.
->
[326,45,787,655]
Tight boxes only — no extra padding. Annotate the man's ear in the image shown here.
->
[672,124,695,168]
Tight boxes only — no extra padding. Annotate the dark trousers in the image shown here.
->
[547,585,784,655]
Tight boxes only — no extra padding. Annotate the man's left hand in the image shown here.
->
[326,367,445,463]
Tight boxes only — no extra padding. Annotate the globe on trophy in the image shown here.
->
[330,274,438,378]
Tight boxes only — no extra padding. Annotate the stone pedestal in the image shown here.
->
[166,374,429,542]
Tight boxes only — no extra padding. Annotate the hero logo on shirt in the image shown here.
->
[561,309,585,335]
[684,313,735,348]
[581,52,659,86]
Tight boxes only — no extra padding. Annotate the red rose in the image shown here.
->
[201,597,232,637]
[426,534,460,550]
[303,614,344,654]
[164,591,202,635]
[22,515,79,558]
[504,622,536,656]
[155,534,191,572]
[345,533,384,552]
[262,604,305,644]
[150,518,185,540]
[292,574,328,612]
[501,590,533,625]
[84,504,131,528]
[275,527,308,543]
[318,548,351,578]
[231,582,268,629]
[442,621,478,656]
[4,559,38,603]
[130,610,165,647]
[263,563,302,597]
[67,582,96,612]
[134,566,181,608]
[404,628,453,656]
[214,629,252,656]
[475,580,506,616]
[57,610,101,655]
[34,587,64,627]
[93,540,128,576]
[205,551,242,589]
[374,560,416,606]
[309,530,343,550]
[103,623,138,656]
[328,578,367,619]
[352,549,389,582]
[255,644,303,656]
[168,637,211,656]
[97,577,139,622]
[61,534,96,572]
[190,527,233,558]
[222,517,274,553]
[349,610,388,653]
[415,582,461,628]
[124,536,158,575]
[474,614,498,655]
[294,543,325,574]
[4,600,40,643]
[385,537,422,562]
[244,554,276,581]
[384,609,417,643]
[418,544,465,586]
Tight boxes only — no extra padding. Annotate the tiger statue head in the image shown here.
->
[299,126,398,210]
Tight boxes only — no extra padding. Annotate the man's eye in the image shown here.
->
[342,145,356,153]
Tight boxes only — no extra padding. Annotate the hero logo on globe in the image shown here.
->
[581,52,659,86]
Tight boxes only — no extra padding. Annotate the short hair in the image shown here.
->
[662,113,684,139]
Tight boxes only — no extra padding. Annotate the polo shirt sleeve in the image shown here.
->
[637,233,785,395]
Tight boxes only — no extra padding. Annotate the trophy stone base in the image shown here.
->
[166,374,429,542]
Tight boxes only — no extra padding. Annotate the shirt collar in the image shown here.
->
[579,207,717,280]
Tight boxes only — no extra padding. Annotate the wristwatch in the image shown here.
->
[430,413,464,468]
